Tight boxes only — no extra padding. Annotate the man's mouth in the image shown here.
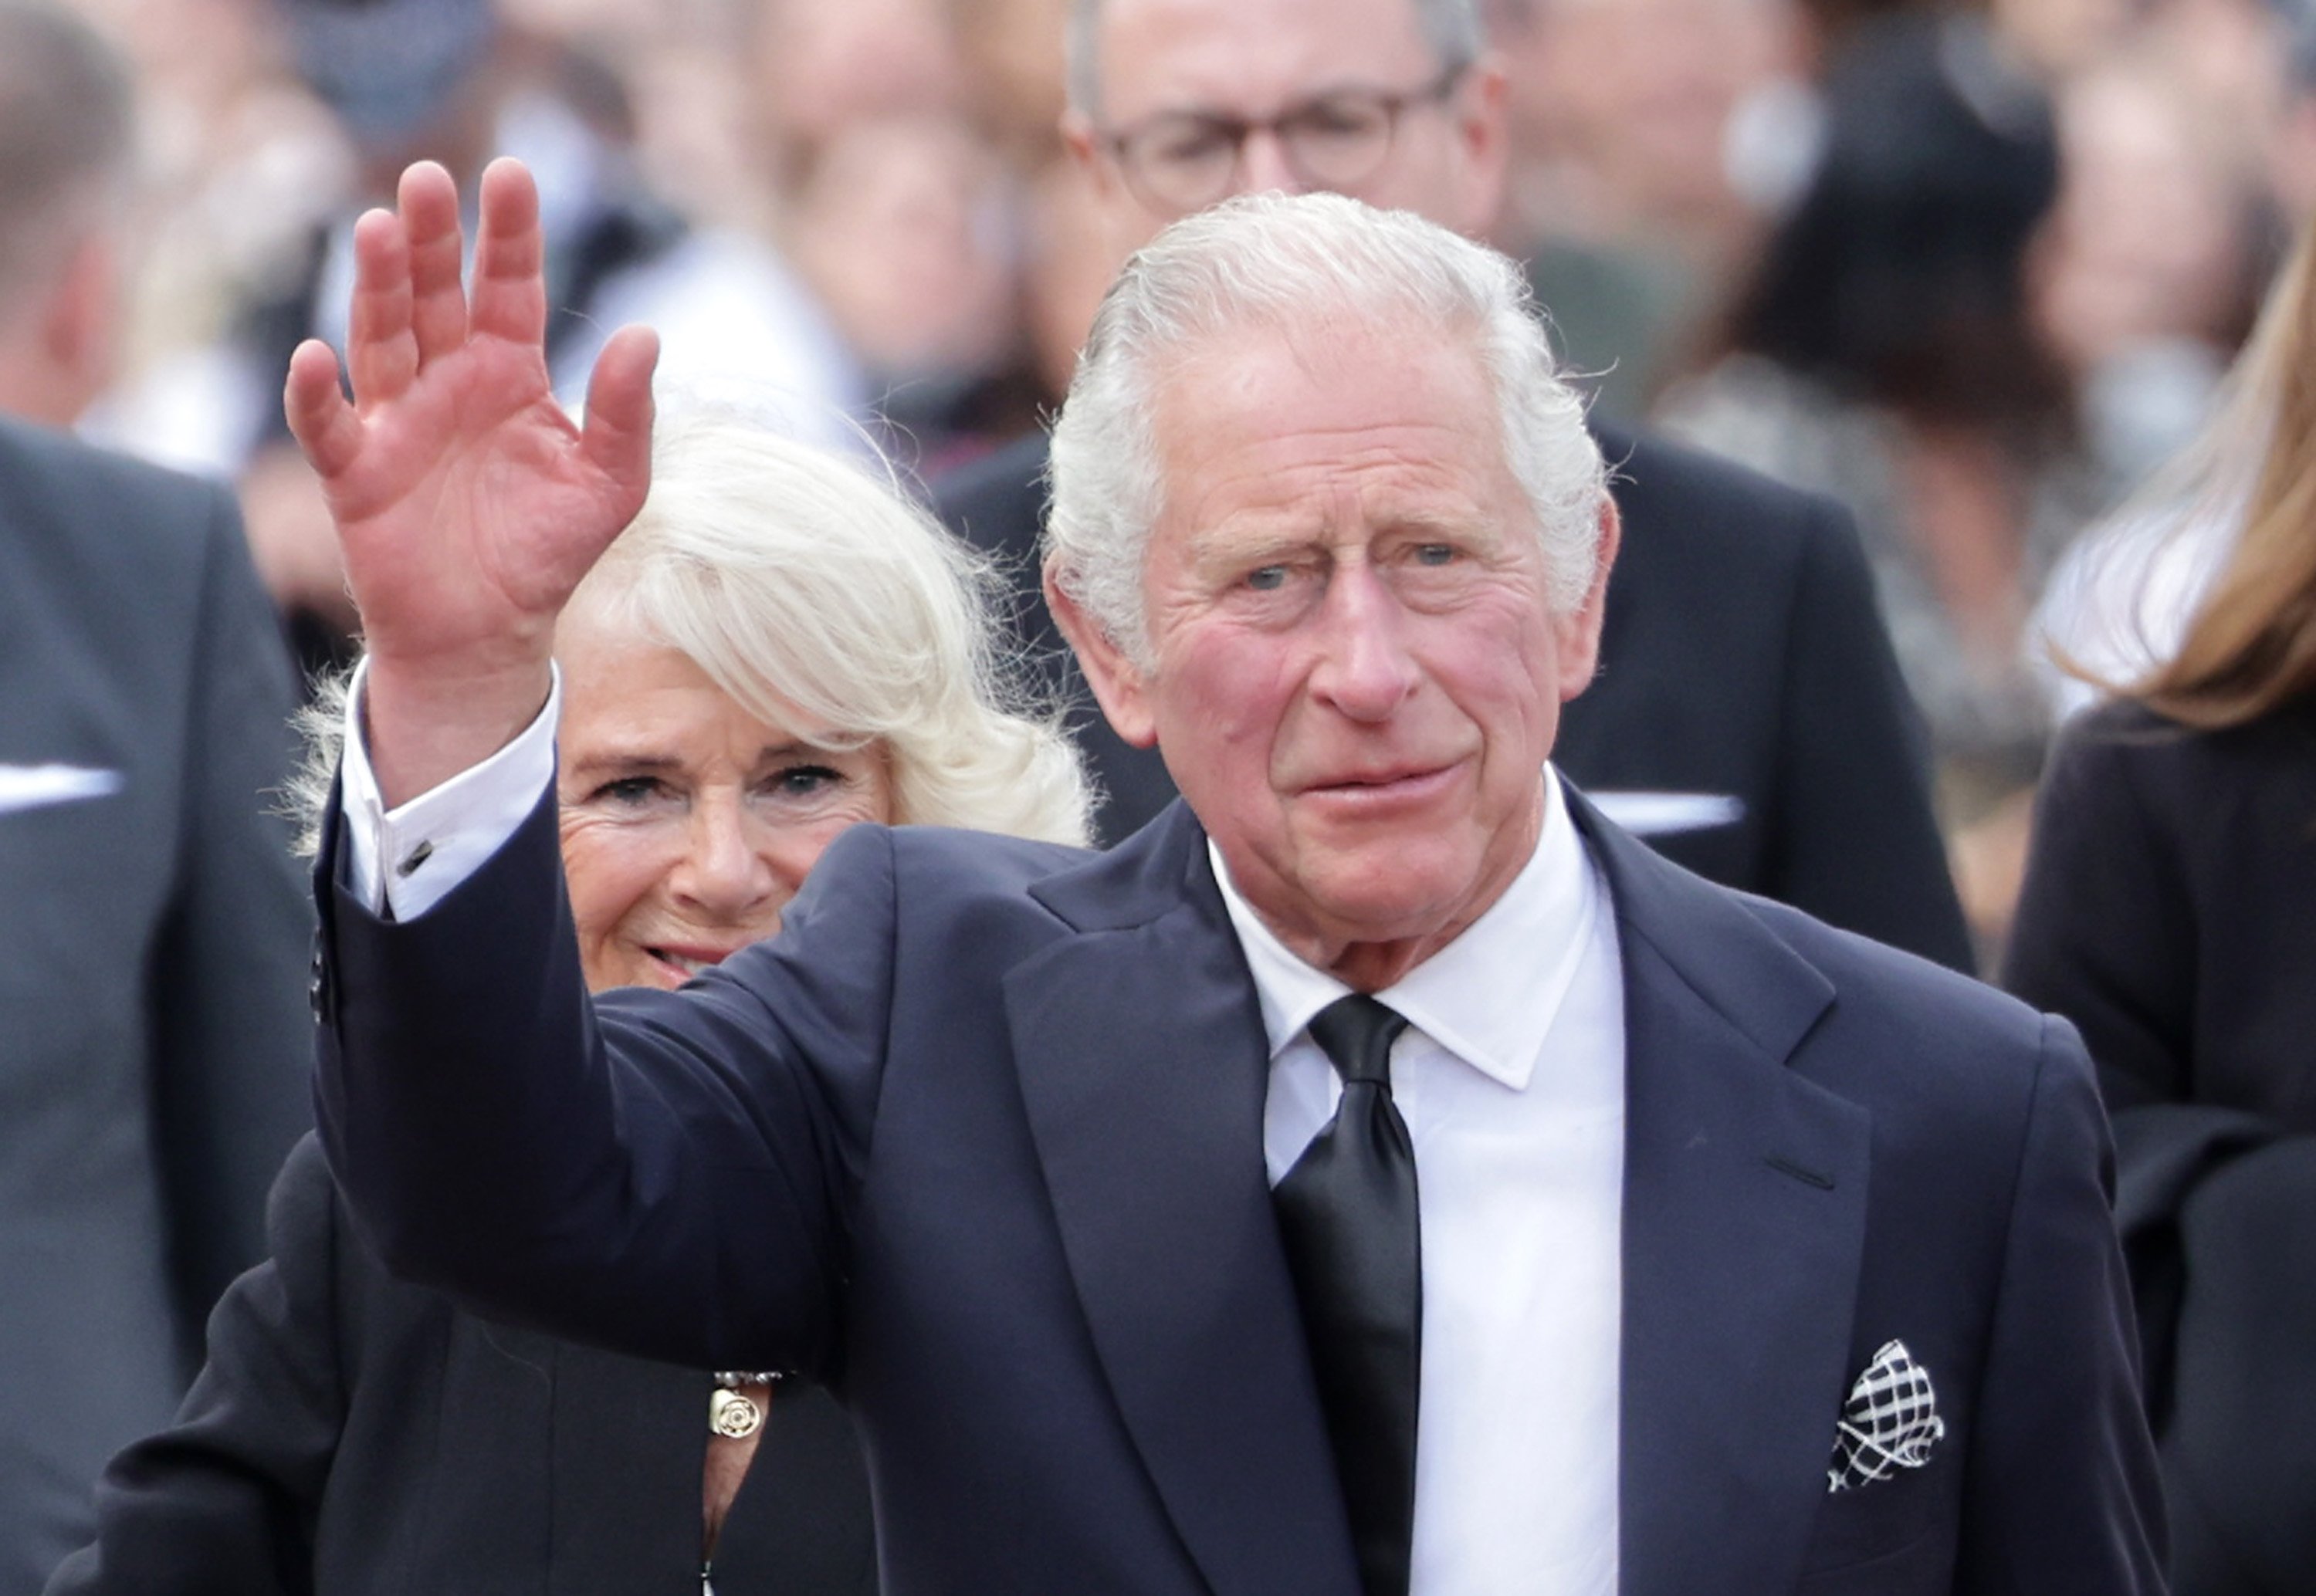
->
[1306,762,1455,796]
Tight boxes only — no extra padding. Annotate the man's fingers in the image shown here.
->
[345,208,418,407]
[579,324,659,506]
[469,157,547,349]
[399,161,468,368]
[284,340,363,480]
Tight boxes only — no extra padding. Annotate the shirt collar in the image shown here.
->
[1210,770,1601,1091]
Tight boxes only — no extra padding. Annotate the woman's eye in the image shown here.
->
[594,776,664,805]
[771,764,843,797]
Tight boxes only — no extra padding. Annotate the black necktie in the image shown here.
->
[1272,994,1421,1596]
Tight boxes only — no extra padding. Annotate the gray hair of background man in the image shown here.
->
[1063,0,1486,117]
[1045,191,1610,664]
[0,0,134,303]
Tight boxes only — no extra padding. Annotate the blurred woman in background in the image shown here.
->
[46,412,1090,1595]
[2004,213,2316,1596]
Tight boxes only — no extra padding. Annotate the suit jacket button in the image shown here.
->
[308,938,330,1021]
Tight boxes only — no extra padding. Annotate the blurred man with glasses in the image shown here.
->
[1092,63,1471,213]
[936,0,1976,974]
[1062,0,1503,249]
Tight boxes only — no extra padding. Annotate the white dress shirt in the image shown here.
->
[337,661,563,920]
[338,687,1627,1591]
[1216,773,1625,1594]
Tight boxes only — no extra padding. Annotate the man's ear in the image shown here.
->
[46,236,118,382]
[1554,499,1621,701]
[1045,561,1160,748]
[1062,107,1126,205]
[0,232,120,428]
[1062,104,1155,271]
[1448,55,1512,240]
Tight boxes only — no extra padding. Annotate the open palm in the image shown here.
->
[286,159,657,797]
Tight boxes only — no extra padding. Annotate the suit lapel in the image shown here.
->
[1010,805,1359,1596]
[1011,793,1871,1595]
[1573,793,1872,1596]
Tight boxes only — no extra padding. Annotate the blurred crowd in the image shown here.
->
[8,0,2316,1586]
[23,0,2315,953]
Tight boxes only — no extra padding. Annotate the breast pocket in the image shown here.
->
[1796,1459,1953,1591]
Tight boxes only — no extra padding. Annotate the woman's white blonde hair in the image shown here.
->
[295,412,1091,850]
[567,411,1090,844]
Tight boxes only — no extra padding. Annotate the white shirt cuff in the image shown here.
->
[337,660,561,921]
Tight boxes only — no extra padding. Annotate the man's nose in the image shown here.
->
[673,796,780,915]
[1231,127,1305,198]
[1309,564,1420,720]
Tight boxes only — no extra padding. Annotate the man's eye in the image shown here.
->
[1413,543,1456,566]
[1244,565,1289,592]
[1289,96,1383,139]
[1144,118,1234,167]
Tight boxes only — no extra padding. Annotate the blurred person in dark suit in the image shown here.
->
[0,3,311,1587]
[2006,211,2316,1596]
[935,0,1972,972]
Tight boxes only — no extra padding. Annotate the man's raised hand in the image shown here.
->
[285,158,657,805]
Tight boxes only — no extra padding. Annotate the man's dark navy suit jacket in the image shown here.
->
[314,777,2161,1595]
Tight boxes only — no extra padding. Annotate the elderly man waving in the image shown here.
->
[299,162,2159,1596]
[935,0,1973,976]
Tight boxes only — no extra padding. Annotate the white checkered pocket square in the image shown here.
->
[1827,1338,1945,1493]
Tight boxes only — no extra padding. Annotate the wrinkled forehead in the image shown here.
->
[1143,316,1519,526]
[1092,0,1442,120]
[1150,295,1484,383]
[1121,274,1498,413]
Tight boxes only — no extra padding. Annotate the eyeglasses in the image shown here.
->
[1099,67,1468,215]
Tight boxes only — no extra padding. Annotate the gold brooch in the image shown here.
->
[709,1371,783,1439]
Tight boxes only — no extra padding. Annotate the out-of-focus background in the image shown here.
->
[8,5,2315,1588]
[31,0,2316,954]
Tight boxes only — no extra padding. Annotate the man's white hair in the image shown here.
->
[1063,0,1485,118]
[1045,191,1607,664]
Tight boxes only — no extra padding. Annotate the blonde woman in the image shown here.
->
[48,416,1088,1596]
